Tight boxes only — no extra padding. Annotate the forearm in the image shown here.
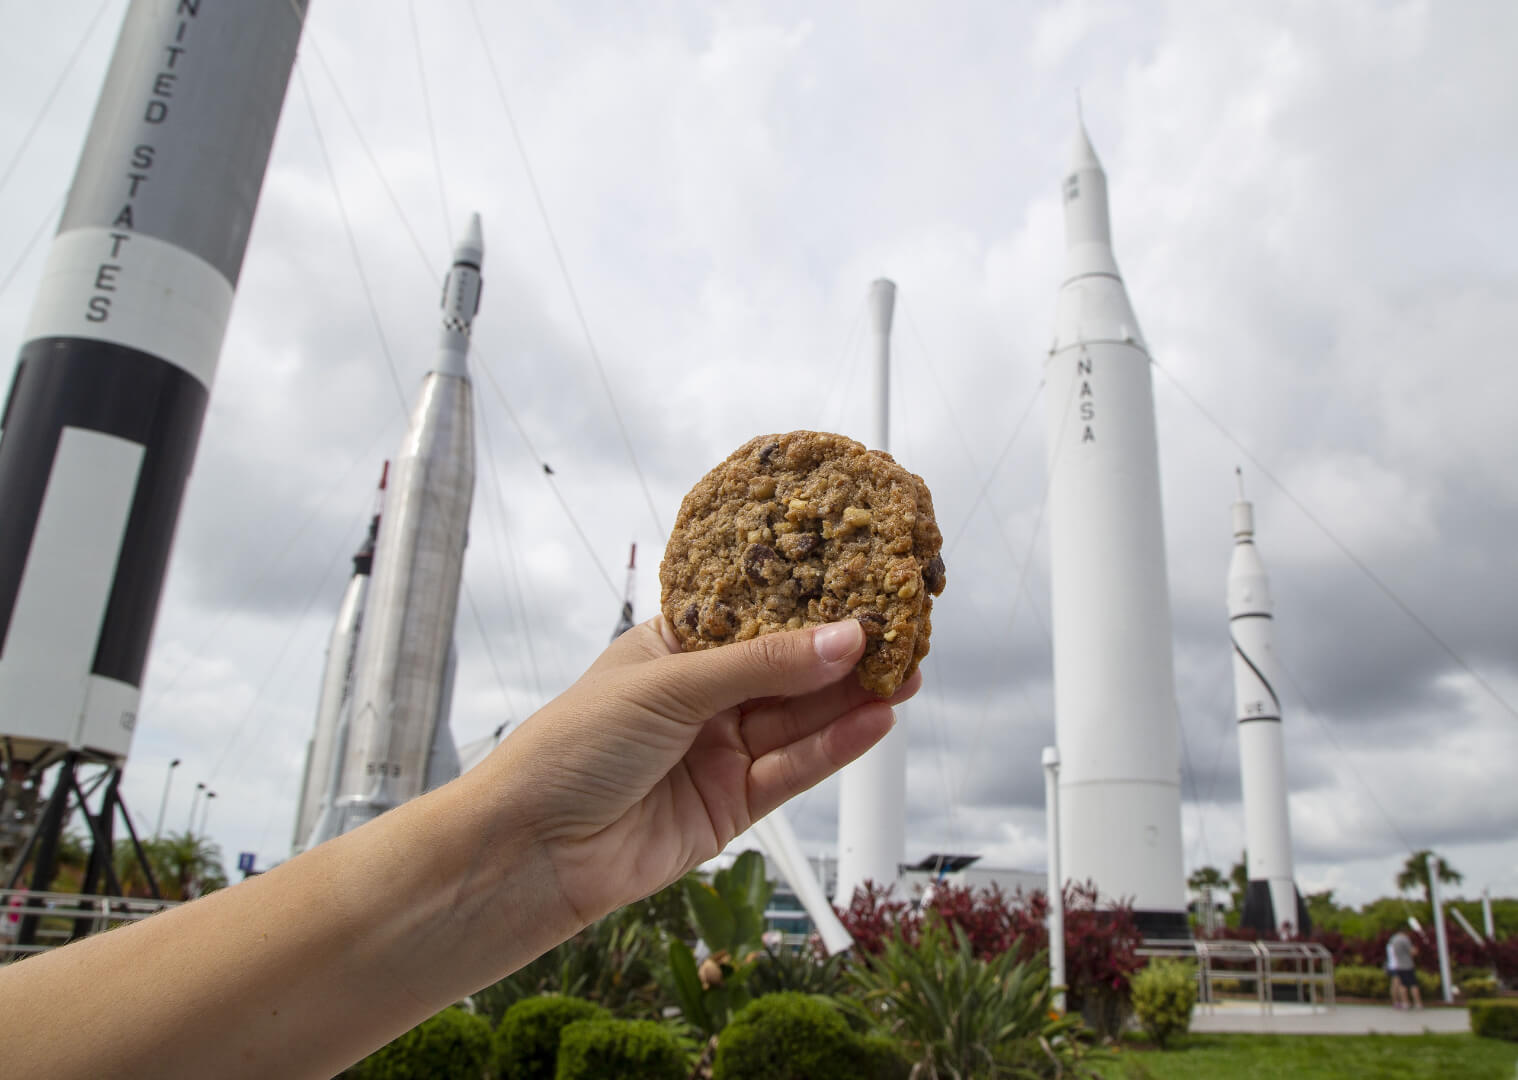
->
[0,758,573,1079]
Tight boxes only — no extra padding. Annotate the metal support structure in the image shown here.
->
[1042,746,1066,1012]
[1428,853,1454,1003]
[16,752,76,945]
[1483,888,1496,940]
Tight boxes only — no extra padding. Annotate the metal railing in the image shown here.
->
[1137,937,1335,1015]
[0,889,179,962]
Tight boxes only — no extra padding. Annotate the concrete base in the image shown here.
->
[1191,1002,1470,1036]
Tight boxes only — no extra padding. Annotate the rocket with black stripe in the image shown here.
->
[0,1,305,765]
[1044,117,1187,937]
[1228,478,1309,937]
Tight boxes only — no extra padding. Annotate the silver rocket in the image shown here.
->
[307,214,481,845]
[291,466,385,855]
[0,1,305,766]
[1044,119,1186,935]
[1228,475,1307,936]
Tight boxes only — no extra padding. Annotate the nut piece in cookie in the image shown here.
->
[660,430,946,696]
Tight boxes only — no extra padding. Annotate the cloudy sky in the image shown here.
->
[2,0,1514,910]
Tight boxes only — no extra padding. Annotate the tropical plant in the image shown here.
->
[347,1005,495,1080]
[554,1018,688,1079]
[846,919,1095,1078]
[1397,850,1462,911]
[746,940,849,999]
[114,830,227,900]
[1130,959,1197,1049]
[712,992,908,1080]
[664,850,773,1038]
[496,995,610,1080]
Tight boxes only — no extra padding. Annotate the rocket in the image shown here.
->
[1228,473,1308,936]
[611,543,637,640]
[1044,118,1187,936]
[291,466,385,855]
[0,1,305,766]
[835,278,907,904]
[306,214,481,846]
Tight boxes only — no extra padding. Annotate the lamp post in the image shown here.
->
[187,782,206,834]
[153,758,181,840]
[198,791,217,839]
[1042,746,1066,1013]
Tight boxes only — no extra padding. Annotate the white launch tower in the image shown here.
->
[1044,119,1187,936]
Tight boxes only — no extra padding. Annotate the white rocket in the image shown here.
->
[306,214,481,846]
[0,1,305,769]
[1044,118,1187,936]
[835,278,907,904]
[1228,473,1307,937]
[291,467,385,855]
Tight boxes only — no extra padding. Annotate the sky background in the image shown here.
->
[2,0,1515,910]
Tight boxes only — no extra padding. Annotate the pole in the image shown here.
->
[187,782,205,835]
[198,791,216,839]
[1042,746,1066,1012]
[1427,853,1454,1004]
[1483,888,1495,941]
[153,758,180,840]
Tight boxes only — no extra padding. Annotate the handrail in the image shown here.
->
[1137,937,1335,1015]
[0,888,180,962]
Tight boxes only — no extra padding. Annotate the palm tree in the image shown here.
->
[114,830,228,900]
[1188,866,1226,892]
[1396,850,1461,910]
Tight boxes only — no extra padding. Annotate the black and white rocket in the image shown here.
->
[305,214,482,847]
[1227,474,1308,936]
[1044,118,1187,936]
[0,1,305,766]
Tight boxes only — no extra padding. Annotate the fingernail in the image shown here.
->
[813,620,860,663]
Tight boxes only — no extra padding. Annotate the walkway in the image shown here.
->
[1191,1001,1471,1035]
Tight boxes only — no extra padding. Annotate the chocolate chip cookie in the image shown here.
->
[660,431,946,696]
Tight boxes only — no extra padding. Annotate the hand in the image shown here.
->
[484,616,921,925]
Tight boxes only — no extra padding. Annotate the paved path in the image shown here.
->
[1191,1001,1470,1035]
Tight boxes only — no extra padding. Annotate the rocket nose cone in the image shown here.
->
[1069,119,1102,175]
[454,212,484,267]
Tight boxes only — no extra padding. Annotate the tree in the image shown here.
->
[1396,850,1462,911]
[114,830,228,901]
[1188,866,1226,892]
[1228,853,1249,915]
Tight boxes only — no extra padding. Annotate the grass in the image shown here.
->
[1096,1032,1518,1079]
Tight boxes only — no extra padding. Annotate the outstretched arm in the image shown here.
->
[0,617,915,1079]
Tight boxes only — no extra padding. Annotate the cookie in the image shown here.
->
[660,431,946,696]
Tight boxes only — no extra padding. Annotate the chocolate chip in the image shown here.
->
[922,554,946,595]
[856,610,887,633]
[758,442,779,466]
[743,543,779,585]
[680,604,699,631]
[699,599,737,638]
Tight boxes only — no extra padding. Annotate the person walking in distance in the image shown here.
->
[1388,929,1421,1009]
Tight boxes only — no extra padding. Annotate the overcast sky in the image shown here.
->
[2,0,1515,910]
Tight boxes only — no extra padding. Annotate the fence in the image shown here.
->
[0,888,179,962]
[1137,937,1335,1014]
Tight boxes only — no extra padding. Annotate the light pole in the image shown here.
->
[1042,746,1066,1013]
[153,758,181,840]
[187,782,206,834]
[198,791,217,839]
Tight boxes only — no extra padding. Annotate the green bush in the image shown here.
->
[1416,970,1441,999]
[1131,959,1197,1049]
[713,992,894,1080]
[555,1018,686,1079]
[349,1006,495,1080]
[854,1033,912,1080]
[1470,999,1518,1042]
[497,996,611,1079]
[1460,975,1499,999]
[1334,965,1390,999]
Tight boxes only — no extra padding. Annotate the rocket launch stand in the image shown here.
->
[2,751,160,949]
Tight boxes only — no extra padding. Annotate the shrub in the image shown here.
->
[747,940,849,999]
[555,1018,686,1079]
[1333,965,1390,999]
[1416,969,1441,999]
[853,1034,912,1080]
[349,1006,495,1080]
[497,996,611,1080]
[713,992,874,1080]
[1470,999,1518,1042]
[1131,960,1197,1049]
[1461,974,1499,999]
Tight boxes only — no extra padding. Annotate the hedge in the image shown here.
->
[348,1006,495,1080]
[713,992,904,1080]
[554,1019,686,1079]
[1470,999,1518,1042]
[497,996,611,1080]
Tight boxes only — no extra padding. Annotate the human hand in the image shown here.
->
[483,616,920,926]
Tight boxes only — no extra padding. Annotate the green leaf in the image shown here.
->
[684,878,737,951]
[666,939,711,1034]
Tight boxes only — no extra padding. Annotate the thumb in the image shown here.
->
[651,620,866,722]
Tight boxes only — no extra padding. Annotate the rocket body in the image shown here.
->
[1044,123,1186,935]
[310,216,481,844]
[1228,496,1307,936]
[0,1,304,763]
[835,278,907,904]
